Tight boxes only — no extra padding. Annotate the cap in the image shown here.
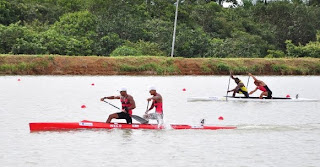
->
[119,87,127,92]
[149,86,156,91]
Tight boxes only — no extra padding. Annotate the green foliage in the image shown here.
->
[0,0,20,25]
[94,0,149,42]
[95,33,123,56]
[286,40,320,58]
[271,64,289,73]
[0,22,29,53]
[124,40,165,56]
[118,58,179,75]
[110,46,141,57]
[0,0,65,25]
[265,50,286,58]
[0,63,18,72]
[52,11,97,38]
[174,25,211,57]
[143,19,173,55]
[111,40,165,57]
[208,31,272,58]
[0,62,37,73]
[11,28,47,54]
[251,1,320,50]
[0,0,319,57]
[216,62,230,71]
[232,66,248,74]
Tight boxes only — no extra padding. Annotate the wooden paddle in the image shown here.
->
[103,100,148,124]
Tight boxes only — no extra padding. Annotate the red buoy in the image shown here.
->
[91,83,95,86]
[218,116,224,120]
[81,105,86,109]
[182,88,186,91]
[286,94,290,98]
[18,79,21,81]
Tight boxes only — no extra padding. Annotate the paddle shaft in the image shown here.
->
[246,76,250,88]
[146,101,149,112]
[103,100,121,110]
[226,73,231,101]
[103,100,148,124]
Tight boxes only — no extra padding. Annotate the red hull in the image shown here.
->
[170,124,236,130]
[29,120,164,131]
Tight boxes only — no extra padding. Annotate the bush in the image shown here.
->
[208,31,273,58]
[95,33,123,56]
[265,50,286,58]
[110,46,141,56]
[124,40,165,56]
[271,64,289,73]
[0,23,27,53]
[52,11,97,38]
[286,40,320,58]
[216,62,230,71]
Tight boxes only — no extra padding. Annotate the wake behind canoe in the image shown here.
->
[170,124,236,130]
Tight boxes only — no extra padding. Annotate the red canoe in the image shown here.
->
[29,120,164,131]
[29,120,236,131]
[170,124,236,130]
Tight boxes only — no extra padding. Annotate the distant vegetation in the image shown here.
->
[1,0,320,58]
[1,55,319,75]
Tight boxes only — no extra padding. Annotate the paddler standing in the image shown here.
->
[143,86,163,124]
[227,74,249,98]
[100,87,136,124]
[248,73,273,99]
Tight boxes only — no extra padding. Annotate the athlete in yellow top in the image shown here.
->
[228,75,249,98]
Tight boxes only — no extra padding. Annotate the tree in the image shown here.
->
[0,22,26,53]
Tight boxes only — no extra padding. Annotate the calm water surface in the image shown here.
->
[1,76,320,167]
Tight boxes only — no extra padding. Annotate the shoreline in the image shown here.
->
[1,55,320,76]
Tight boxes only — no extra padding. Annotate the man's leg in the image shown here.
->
[156,113,163,125]
[106,113,119,123]
[260,92,268,99]
[125,115,132,124]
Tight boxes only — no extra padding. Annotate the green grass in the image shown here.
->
[0,55,319,75]
[0,64,18,72]
[119,59,179,75]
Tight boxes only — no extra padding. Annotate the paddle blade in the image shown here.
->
[132,115,149,124]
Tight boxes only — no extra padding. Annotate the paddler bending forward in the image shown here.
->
[248,73,273,99]
[228,74,249,98]
[100,87,136,124]
[143,86,163,124]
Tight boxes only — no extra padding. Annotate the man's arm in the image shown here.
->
[249,73,259,82]
[100,96,120,101]
[148,94,161,101]
[127,96,136,110]
[230,75,236,80]
[147,101,155,112]
[249,87,258,95]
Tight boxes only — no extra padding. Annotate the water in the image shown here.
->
[1,76,320,167]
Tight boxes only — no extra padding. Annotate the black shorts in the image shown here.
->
[116,112,132,124]
[266,91,273,99]
[238,90,249,98]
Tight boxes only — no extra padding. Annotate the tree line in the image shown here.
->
[0,0,320,58]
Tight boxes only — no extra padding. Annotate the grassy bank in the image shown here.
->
[0,54,319,75]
